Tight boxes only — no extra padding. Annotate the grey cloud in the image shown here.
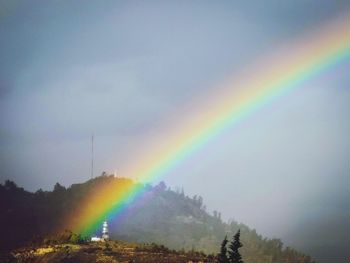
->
[1,1,350,262]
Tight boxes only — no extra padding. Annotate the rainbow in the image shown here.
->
[67,15,350,237]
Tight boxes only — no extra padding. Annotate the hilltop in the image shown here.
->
[0,175,315,263]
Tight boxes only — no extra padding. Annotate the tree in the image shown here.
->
[197,195,203,208]
[53,183,66,193]
[218,235,229,263]
[4,180,18,190]
[156,181,166,191]
[228,230,243,263]
[180,187,185,197]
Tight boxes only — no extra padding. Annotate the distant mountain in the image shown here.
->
[0,175,315,263]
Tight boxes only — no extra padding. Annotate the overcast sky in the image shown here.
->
[1,1,350,262]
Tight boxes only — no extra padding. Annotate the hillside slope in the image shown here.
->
[2,237,215,263]
[0,175,315,263]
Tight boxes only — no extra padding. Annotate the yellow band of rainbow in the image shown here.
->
[66,15,350,237]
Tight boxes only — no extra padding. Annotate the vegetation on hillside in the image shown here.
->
[0,175,315,263]
[1,232,215,263]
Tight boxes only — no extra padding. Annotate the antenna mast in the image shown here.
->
[91,134,94,179]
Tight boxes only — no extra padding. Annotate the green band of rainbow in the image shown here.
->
[67,16,350,237]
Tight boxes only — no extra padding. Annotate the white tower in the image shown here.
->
[102,220,109,241]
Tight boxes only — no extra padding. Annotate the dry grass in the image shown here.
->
[10,240,217,263]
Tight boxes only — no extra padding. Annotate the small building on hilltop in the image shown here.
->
[102,220,109,240]
[91,220,109,242]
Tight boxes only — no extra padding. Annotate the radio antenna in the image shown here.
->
[91,134,94,179]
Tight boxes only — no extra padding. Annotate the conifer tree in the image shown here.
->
[228,229,243,263]
[218,235,229,263]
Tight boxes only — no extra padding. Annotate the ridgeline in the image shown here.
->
[0,174,315,263]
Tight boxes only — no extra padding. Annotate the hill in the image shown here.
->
[1,234,214,263]
[0,175,315,263]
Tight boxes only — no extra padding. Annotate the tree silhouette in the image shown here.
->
[53,182,66,193]
[218,235,229,263]
[228,230,243,263]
